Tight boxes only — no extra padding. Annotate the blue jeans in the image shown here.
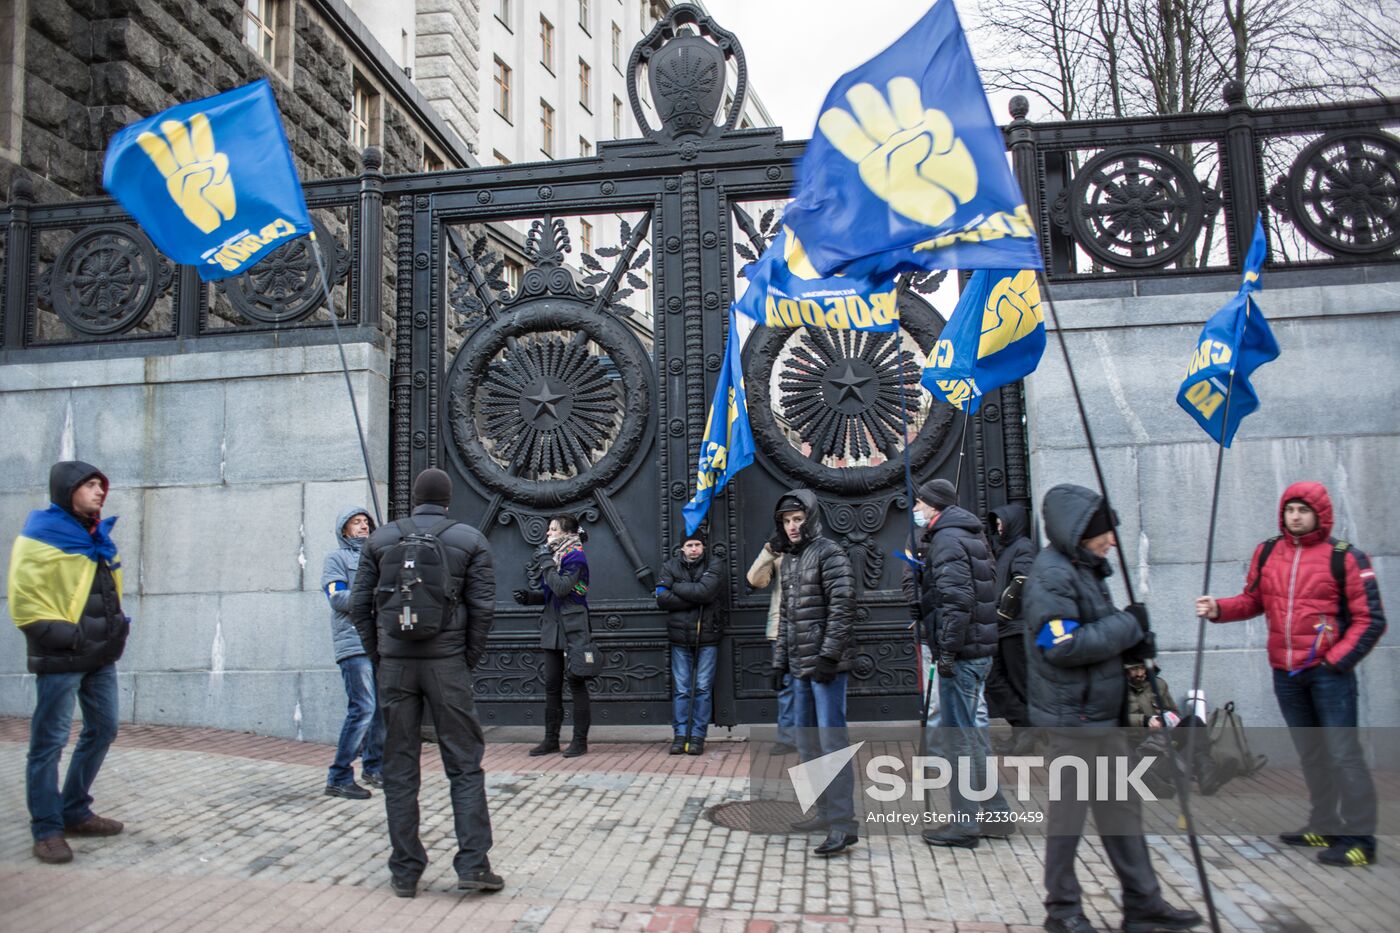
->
[792,672,857,833]
[1273,665,1376,839]
[938,656,1010,822]
[776,672,797,746]
[671,645,718,739]
[27,664,119,841]
[329,655,385,785]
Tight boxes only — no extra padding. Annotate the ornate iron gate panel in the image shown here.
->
[386,4,1031,727]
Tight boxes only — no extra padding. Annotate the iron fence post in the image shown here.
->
[3,176,34,349]
[358,146,384,329]
[1222,80,1262,266]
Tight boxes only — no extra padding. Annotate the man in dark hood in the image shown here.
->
[1023,483,1200,933]
[770,489,859,857]
[9,461,131,864]
[656,531,725,755]
[984,504,1037,741]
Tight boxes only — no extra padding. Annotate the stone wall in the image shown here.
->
[0,341,389,743]
[1027,266,1400,727]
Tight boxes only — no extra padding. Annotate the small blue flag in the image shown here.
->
[1176,217,1280,446]
[102,79,313,281]
[683,309,756,535]
[782,0,1041,279]
[920,269,1045,414]
[734,227,901,331]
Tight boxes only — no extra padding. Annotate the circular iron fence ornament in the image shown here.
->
[1285,130,1400,257]
[1068,146,1204,269]
[218,219,350,324]
[43,224,171,336]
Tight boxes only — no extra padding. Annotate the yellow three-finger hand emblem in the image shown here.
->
[136,113,236,234]
[818,77,977,229]
[978,270,1042,358]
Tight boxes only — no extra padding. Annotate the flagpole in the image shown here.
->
[309,232,384,526]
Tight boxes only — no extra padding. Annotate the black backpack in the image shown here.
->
[1249,536,1353,627]
[375,517,458,642]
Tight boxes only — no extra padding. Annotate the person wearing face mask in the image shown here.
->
[322,507,384,800]
[514,514,594,758]
[9,461,132,865]
[656,531,725,755]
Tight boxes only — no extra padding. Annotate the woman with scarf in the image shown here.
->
[513,515,594,757]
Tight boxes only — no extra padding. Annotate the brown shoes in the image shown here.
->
[32,835,73,864]
[65,814,125,836]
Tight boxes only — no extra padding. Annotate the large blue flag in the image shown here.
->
[102,79,313,281]
[734,226,902,332]
[683,309,756,535]
[920,269,1045,413]
[783,0,1041,279]
[1176,217,1279,446]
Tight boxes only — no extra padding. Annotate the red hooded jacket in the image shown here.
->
[1214,482,1385,673]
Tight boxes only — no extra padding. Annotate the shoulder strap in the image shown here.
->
[428,518,457,538]
[1331,538,1352,628]
[1247,536,1282,593]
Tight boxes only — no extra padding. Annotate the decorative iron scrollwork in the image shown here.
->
[821,496,900,590]
[217,218,350,324]
[1272,130,1400,258]
[1067,146,1207,270]
[628,2,747,145]
[38,224,172,336]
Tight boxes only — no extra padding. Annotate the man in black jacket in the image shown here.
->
[912,479,1013,849]
[350,468,501,898]
[985,504,1037,742]
[1024,483,1201,933]
[9,462,131,864]
[657,531,725,755]
[770,489,860,857]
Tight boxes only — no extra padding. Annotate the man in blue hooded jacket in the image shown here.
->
[322,506,384,799]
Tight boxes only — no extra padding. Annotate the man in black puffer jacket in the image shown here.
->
[9,462,131,864]
[1023,483,1201,933]
[911,479,1012,849]
[350,468,501,898]
[985,504,1037,736]
[770,489,859,857]
[657,531,725,755]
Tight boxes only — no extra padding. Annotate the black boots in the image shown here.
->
[529,709,563,756]
[562,709,590,758]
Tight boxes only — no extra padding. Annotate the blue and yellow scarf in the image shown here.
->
[7,505,121,627]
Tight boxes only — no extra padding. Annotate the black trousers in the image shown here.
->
[985,632,1031,727]
[542,649,591,731]
[378,656,493,883]
[1043,731,1165,922]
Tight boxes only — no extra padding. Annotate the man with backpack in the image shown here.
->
[1197,481,1386,867]
[350,468,501,898]
[985,504,1037,750]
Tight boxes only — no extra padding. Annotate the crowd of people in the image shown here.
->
[7,459,1386,929]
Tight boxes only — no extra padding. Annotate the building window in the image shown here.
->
[243,0,277,64]
[578,58,592,110]
[504,258,523,294]
[611,22,621,71]
[493,57,512,121]
[579,0,591,31]
[638,0,646,31]
[494,150,511,165]
[741,117,752,130]
[612,95,623,138]
[350,74,379,150]
[540,15,555,72]
[496,0,512,30]
[540,99,555,156]
[579,136,592,157]
[422,144,444,172]
[580,220,594,254]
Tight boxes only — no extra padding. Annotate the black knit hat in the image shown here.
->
[412,468,453,507]
[916,478,957,510]
[682,531,706,547]
[1081,501,1119,540]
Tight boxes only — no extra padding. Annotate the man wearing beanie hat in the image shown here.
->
[351,468,502,897]
[656,530,725,755]
[906,477,1011,849]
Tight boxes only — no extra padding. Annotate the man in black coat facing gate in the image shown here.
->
[350,468,501,898]
[657,531,725,755]
[1024,483,1200,933]
[985,504,1037,743]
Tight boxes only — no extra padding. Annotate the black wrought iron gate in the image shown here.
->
[390,6,1031,728]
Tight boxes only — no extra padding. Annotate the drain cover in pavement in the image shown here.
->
[704,799,808,834]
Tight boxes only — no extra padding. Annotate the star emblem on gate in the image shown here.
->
[519,378,574,429]
[823,358,876,412]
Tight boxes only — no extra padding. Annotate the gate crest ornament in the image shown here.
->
[628,3,747,145]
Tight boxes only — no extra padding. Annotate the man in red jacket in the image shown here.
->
[1196,481,1385,867]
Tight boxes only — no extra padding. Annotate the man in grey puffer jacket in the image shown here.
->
[1023,484,1200,933]
[321,506,384,799]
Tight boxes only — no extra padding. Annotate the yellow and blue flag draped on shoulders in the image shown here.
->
[920,269,1045,413]
[683,309,756,535]
[1176,216,1279,447]
[8,506,122,627]
[102,78,312,281]
[782,0,1041,279]
[733,226,902,332]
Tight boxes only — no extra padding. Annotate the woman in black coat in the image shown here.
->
[513,515,594,757]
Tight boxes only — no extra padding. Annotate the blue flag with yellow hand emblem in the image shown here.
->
[683,309,756,535]
[733,227,902,332]
[783,0,1041,278]
[920,269,1045,414]
[1176,217,1279,446]
[102,79,313,281]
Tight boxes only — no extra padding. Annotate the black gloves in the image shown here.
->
[936,656,956,679]
[512,588,530,605]
[1123,630,1157,662]
[1125,603,1151,633]
[812,656,840,683]
[766,533,787,554]
[770,668,787,692]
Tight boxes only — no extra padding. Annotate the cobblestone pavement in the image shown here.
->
[0,718,1396,932]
